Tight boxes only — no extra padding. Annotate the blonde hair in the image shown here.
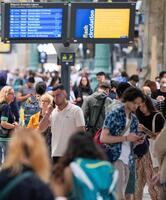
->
[0,86,14,103]
[40,93,53,104]
[3,127,51,183]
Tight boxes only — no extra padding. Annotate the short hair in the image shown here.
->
[160,77,166,83]
[40,93,53,104]
[159,71,166,79]
[96,71,106,77]
[129,74,139,83]
[27,77,35,84]
[35,82,47,95]
[116,82,131,98]
[52,84,65,91]
[110,80,119,89]
[123,87,144,102]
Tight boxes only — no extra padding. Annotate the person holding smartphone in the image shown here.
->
[101,87,145,200]
[135,95,165,200]
[27,93,53,156]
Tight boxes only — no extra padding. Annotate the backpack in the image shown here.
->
[86,97,106,137]
[23,96,40,125]
[69,158,118,200]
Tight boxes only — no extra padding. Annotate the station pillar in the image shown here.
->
[91,44,110,90]
[28,44,39,71]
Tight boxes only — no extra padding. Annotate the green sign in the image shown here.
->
[60,53,75,66]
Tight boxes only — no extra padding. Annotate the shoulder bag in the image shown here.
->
[149,112,165,168]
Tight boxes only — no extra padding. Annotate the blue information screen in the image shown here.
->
[74,8,130,39]
[9,8,63,38]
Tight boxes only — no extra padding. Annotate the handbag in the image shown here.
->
[133,137,149,158]
[149,112,165,167]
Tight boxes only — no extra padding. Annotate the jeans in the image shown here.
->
[0,141,7,164]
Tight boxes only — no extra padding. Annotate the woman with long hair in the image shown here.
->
[51,132,118,200]
[135,95,165,200]
[0,127,54,200]
[0,86,18,130]
[0,86,19,164]
[75,76,93,107]
[48,76,61,91]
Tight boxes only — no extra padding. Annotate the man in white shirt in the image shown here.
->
[39,84,85,164]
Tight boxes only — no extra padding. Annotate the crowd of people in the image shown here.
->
[0,69,166,200]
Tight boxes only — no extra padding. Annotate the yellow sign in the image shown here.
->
[61,53,75,65]
[0,38,11,53]
[61,53,74,62]
[94,9,130,38]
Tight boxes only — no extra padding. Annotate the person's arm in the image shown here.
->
[100,128,141,144]
[1,121,15,129]
[16,91,31,102]
[75,107,85,132]
[100,128,126,143]
[38,113,50,132]
[77,126,86,132]
[101,111,142,144]
[38,105,53,132]
[51,166,72,198]
[81,97,90,121]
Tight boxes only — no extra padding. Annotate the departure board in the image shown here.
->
[9,8,63,38]
[1,3,67,43]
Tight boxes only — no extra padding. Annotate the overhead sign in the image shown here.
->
[1,2,136,44]
[1,3,68,43]
[70,3,135,43]
[60,53,75,66]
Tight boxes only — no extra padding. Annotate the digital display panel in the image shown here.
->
[70,3,136,43]
[75,8,130,39]
[2,3,68,43]
[9,8,63,39]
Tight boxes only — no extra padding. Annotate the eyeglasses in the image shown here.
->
[41,100,50,103]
